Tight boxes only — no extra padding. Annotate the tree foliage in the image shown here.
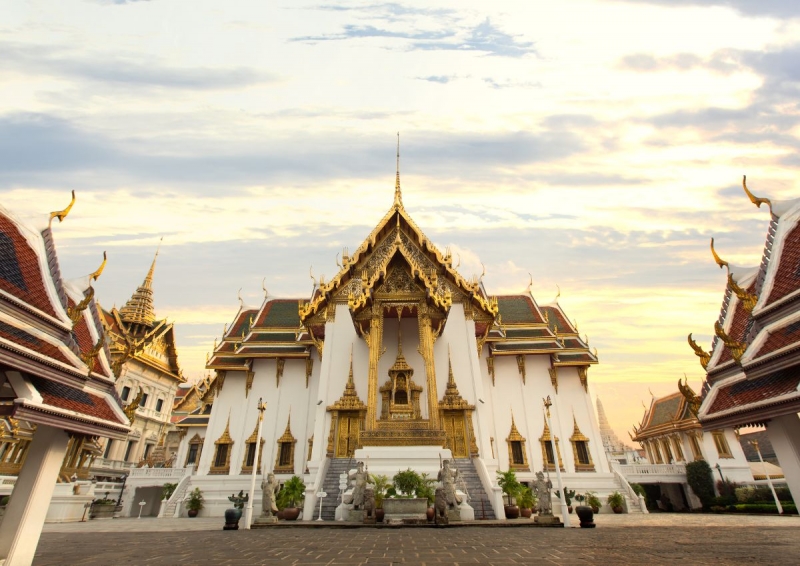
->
[686,460,715,508]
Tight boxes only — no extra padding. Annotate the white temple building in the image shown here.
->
[162,163,644,520]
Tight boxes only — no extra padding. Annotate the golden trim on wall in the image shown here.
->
[274,414,297,473]
[210,415,234,475]
[506,412,529,471]
[577,366,588,393]
[569,416,595,472]
[305,358,313,389]
[548,366,558,393]
[245,370,254,398]
[516,355,526,385]
[276,358,285,388]
[539,418,564,472]
[241,419,265,474]
[486,356,495,386]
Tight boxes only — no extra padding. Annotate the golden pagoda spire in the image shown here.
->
[119,239,161,327]
[394,132,403,208]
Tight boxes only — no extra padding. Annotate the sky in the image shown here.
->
[2,0,800,447]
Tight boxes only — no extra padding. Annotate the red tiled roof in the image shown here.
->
[0,214,60,319]
[29,375,124,424]
[707,369,800,416]
[0,320,73,367]
[70,300,107,376]
[753,319,800,360]
[765,223,800,307]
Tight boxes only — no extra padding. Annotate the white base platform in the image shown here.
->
[353,446,452,477]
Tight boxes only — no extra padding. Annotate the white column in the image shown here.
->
[0,425,70,566]
[766,413,800,507]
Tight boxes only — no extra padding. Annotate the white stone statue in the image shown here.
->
[349,461,369,510]
[261,472,280,517]
[533,471,553,515]
[437,459,462,510]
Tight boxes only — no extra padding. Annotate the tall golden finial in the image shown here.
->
[394,132,403,208]
[49,190,76,227]
[742,175,771,212]
[710,238,728,270]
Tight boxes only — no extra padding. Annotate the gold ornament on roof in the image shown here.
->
[710,238,728,270]
[714,321,746,363]
[123,387,143,423]
[687,333,711,369]
[728,274,758,313]
[742,175,771,211]
[678,376,701,417]
[90,251,107,282]
[49,190,76,227]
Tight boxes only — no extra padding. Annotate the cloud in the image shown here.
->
[416,75,456,84]
[611,0,800,18]
[0,41,275,90]
[482,77,540,89]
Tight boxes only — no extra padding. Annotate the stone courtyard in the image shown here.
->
[34,514,800,565]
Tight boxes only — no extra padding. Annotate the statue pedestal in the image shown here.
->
[346,509,363,522]
[253,515,278,525]
[457,502,473,521]
[534,513,560,525]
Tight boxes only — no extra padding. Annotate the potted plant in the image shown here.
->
[393,468,422,497]
[585,491,601,514]
[554,487,576,513]
[384,469,428,518]
[418,472,437,522]
[517,486,536,519]
[371,474,390,523]
[89,492,117,520]
[496,469,521,519]
[607,491,625,514]
[185,487,204,518]
[277,476,306,521]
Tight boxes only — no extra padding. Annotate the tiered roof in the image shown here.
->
[690,178,800,429]
[0,197,129,440]
[632,390,697,442]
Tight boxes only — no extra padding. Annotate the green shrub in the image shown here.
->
[686,460,715,508]
[393,469,423,497]
[277,476,306,509]
[496,469,521,505]
[162,482,178,500]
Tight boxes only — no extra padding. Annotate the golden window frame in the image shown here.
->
[505,413,529,471]
[210,417,233,475]
[274,415,297,474]
[240,420,265,474]
[539,418,564,472]
[569,417,595,472]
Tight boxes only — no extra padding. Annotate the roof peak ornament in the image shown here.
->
[710,238,729,271]
[687,333,711,369]
[394,132,403,208]
[742,175,772,213]
[49,190,76,228]
[119,241,161,326]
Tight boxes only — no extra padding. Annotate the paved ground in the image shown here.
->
[35,514,800,565]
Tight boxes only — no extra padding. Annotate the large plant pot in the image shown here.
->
[612,506,623,514]
[224,508,242,530]
[282,507,301,521]
[504,505,520,519]
[376,509,384,523]
[576,505,595,528]
[187,509,199,518]
[426,507,434,522]
[520,507,532,519]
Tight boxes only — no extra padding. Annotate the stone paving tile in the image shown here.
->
[33,522,800,565]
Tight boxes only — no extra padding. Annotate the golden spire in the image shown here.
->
[394,132,403,208]
[119,241,161,326]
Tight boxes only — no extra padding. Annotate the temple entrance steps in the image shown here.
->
[320,458,354,521]
[451,459,496,520]
[163,475,192,518]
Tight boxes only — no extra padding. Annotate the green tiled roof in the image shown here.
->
[648,395,682,427]
[261,300,301,327]
[493,342,554,351]
[497,295,538,324]
[505,328,550,339]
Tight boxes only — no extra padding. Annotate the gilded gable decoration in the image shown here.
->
[210,415,234,475]
[577,366,588,393]
[516,355,526,385]
[123,387,143,424]
[714,321,746,363]
[245,369,254,398]
[326,348,367,457]
[548,366,559,393]
[305,358,313,388]
[539,417,564,472]
[687,333,711,369]
[439,350,479,457]
[274,413,297,474]
[569,416,595,471]
[506,411,529,471]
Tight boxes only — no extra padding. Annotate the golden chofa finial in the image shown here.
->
[710,238,728,270]
[49,190,76,228]
[742,175,771,212]
[262,277,268,299]
[394,132,403,208]
[90,251,107,282]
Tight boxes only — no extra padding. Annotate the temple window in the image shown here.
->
[185,433,203,467]
[569,417,595,471]
[140,393,149,408]
[143,443,153,460]
[156,398,164,412]
[274,415,296,474]
[652,441,663,464]
[505,413,529,471]
[538,417,564,472]
[689,433,703,460]
[671,436,685,462]
[103,440,113,459]
[121,386,131,401]
[124,440,135,462]
[661,438,674,463]
[210,417,234,474]
[712,431,733,459]
[241,420,265,474]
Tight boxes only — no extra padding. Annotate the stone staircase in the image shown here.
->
[320,458,354,521]
[451,458,496,519]
[163,474,192,518]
